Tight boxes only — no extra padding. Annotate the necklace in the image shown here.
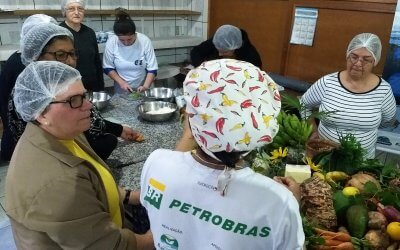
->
[191,150,226,170]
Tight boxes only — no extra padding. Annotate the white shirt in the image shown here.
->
[140,149,304,250]
[103,32,158,89]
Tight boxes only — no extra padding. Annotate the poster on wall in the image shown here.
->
[382,1,400,103]
[290,7,318,46]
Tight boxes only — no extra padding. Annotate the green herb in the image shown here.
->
[129,91,142,100]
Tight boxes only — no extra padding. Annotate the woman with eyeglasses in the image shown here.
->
[300,33,397,159]
[5,61,153,249]
[60,0,105,92]
[5,19,142,161]
[103,10,158,93]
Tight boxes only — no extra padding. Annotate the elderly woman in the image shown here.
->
[301,33,397,159]
[190,24,262,68]
[103,10,158,93]
[0,14,57,161]
[140,59,304,249]
[60,0,105,91]
[6,21,140,161]
[5,61,153,249]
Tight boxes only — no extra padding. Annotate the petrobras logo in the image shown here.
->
[158,234,179,250]
[144,178,166,209]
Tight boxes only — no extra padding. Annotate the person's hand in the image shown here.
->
[119,81,133,93]
[120,126,143,141]
[273,176,301,202]
[137,85,149,93]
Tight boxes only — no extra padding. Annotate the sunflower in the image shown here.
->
[269,147,288,162]
[304,157,321,172]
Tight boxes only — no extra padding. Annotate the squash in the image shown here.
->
[345,173,381,193]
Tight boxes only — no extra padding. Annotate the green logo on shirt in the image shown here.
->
[159,234,179,250]
[144,178,165,209]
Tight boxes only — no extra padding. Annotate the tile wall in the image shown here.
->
[0,0,209,65]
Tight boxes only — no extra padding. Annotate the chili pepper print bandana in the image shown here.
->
[184,59,281,159]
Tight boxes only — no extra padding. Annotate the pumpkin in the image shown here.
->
[345,173,381,192]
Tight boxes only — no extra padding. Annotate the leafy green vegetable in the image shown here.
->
[129,91,142,100]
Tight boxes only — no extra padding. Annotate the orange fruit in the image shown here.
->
[386,222,400,240]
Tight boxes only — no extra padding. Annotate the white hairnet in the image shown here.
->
[346,33,382,66]
[20,23,73,66]
[212,25,243,51]
[21,14,57,39]
[14,61,81,122]
[61,0,86,16]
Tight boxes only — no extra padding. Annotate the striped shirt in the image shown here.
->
[300,72,397,159]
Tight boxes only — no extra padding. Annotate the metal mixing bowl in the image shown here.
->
[90,91,111,110]
[143,87,175,102]
[137,101,177,122]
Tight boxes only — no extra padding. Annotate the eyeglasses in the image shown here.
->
[42,50,79,61]
[348,53,374,65]
[65,7,85,13]
[49,93,89,109]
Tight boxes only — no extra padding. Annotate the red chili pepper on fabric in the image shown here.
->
[257,70,264,82]
[202,130,219,139]
[274,92,281,101]
[240,99,254,110]
[226,64,242,71]
[250,112,259,130]
[221,78,238,85]
[226,143,231,152]
[198,134,208,147]
[257,135,272,143]
[249,86,260,92]
[207,85,225,94]
[185,80,197,86]
[210,70,220,82]
[191,93,200,107]
[216,117,226,135]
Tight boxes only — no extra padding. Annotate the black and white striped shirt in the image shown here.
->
[300,72,397,158]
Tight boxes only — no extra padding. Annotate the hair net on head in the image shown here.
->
[14,61,81,122]
[61,0,86,15]
[20,23,73,66]
[212,25,243,51]
[346,33,382,66]
[184,59,281,160]
[21,14,57,39]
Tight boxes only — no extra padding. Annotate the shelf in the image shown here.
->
[0,36,204,61]
[0,9,201,17]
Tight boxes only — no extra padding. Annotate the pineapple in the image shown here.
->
[300,176,337,230]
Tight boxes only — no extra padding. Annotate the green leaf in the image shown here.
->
[363,181,380,195]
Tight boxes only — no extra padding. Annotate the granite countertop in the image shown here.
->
[101,94,183,190]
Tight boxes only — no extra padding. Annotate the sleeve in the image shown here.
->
[143,36,158,71]
[275,198,305,249]
[299,76,327,119]
[237,44,262,68]
[103,37,116,72]
[24,170,137,250]
[104,119,123,137]
[381,85,397,122]
[190,39,218,67]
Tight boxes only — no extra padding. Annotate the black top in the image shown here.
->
[190,29,262,68]
[60,21,105,91]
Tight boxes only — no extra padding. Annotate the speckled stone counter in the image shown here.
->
[101,94,183,190]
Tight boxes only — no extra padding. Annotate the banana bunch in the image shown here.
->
[270,112,313,149]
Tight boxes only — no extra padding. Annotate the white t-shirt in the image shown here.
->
[103,32,158,89]
[140,149,304,250]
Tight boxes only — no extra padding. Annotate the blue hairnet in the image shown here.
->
[14,61,81,122]
[212,25,243,51]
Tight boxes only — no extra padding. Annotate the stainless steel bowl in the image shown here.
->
[143,87,175,103]
[137,101,177,122]
[90,91,111,110]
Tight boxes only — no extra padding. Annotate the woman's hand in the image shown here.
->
[120,126,141,141]
[273,176,301,202]
[119,81,133,93]
[137,85,149,93]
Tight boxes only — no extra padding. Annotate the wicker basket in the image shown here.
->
[306,139,339,158]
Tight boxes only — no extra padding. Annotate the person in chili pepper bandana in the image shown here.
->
[140,59,305,250]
